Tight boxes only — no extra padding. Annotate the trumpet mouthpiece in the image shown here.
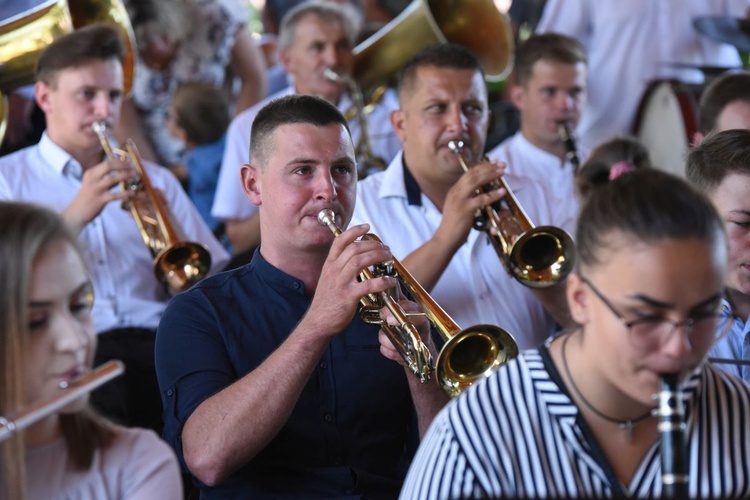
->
[318,209,336,227]
[92,121,108,134]
[448,140,465,154]
[324,69,342,82]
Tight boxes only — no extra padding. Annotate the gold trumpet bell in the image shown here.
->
[436,325,519,397]
[508,226,576,289]
[154,241,212,293]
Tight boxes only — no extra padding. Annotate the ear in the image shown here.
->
[279,47,293,74]
[34,81,52,114]
[390,108,406,144]
[509,84,525,109]
[566,273,590,325]
[240,163,262,206]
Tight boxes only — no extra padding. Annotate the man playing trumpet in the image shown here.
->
[0,24,229,435]
[155,94,448,497]
[352,43,574,350]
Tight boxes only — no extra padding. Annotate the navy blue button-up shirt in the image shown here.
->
[156,250,417,498]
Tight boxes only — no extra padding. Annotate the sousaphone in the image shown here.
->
[353,0,514,92]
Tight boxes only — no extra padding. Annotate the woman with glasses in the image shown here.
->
[0,202,182,499]
[401,169,750,498]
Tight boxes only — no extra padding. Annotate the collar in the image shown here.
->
[374,151,423,206]
[250,247,309,296]
[38,133,82,179]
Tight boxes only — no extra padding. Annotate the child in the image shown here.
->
[167,82,230,236]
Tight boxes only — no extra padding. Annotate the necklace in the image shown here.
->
[561,333,653,443]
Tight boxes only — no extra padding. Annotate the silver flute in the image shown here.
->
[0,360,124,443]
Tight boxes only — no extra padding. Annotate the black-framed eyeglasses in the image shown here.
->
[580,276,731,351]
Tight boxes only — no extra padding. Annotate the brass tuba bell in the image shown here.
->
[352,0,515,92]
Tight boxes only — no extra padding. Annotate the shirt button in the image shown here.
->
[292,282,300,289]
[166,389,174,397]
[319,361,328,370]
[324,414,333,422]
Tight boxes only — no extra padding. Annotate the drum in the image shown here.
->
[632,80,701,179]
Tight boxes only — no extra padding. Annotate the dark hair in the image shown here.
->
[698,71,750,135]
[686,129,750,193]
[36,24,126,86]
[397,43,484,100]
[576,136,654,202]
[0,202,115,499]
[513,33,587,87]
[250,94,350,168]
[576,169,725,268]
[171,82,230,145]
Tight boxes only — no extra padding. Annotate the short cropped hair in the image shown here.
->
[36,23,126,86]
[698,71,750,135]
[396,43,484,100]
[171,82,230,145]
[513,33,587,87]
[577,169,725,269]
[250,94,351,168]
[277,0,360,50]
[686,129,750,194]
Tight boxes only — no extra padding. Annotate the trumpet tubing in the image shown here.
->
[318,209,433,383]
[318,209,519,396]
[448,140,576,289]
[93,121,212,292]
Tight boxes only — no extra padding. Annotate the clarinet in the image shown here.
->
[658,373,688,498]
[557,122,581,174]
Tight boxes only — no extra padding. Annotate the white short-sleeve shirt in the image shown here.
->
[351,152,570,350]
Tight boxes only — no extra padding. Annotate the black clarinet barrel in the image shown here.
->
[659,373,688,498]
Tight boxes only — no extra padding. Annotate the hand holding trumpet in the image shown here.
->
[63,156,135,233]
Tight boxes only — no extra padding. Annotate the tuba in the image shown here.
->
[449,140,576,289]
[352,0,514,92]
[0,0,137,144]
[93,121,212,292]
[0,360,124,443]
[318,209,518,396]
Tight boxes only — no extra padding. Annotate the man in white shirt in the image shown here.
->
[536,0,749,151]
[0,24,229,433]
[487,33,587,234]
[352,43,574,352]
[212,0,401,256]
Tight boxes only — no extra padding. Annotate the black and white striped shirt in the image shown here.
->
[401,342,750,499]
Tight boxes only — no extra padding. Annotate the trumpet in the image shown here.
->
[448,140,575,289]
[0,360,124,443]
[93,121,211,292]
[318,209,519,396]
[557,122,581,174]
